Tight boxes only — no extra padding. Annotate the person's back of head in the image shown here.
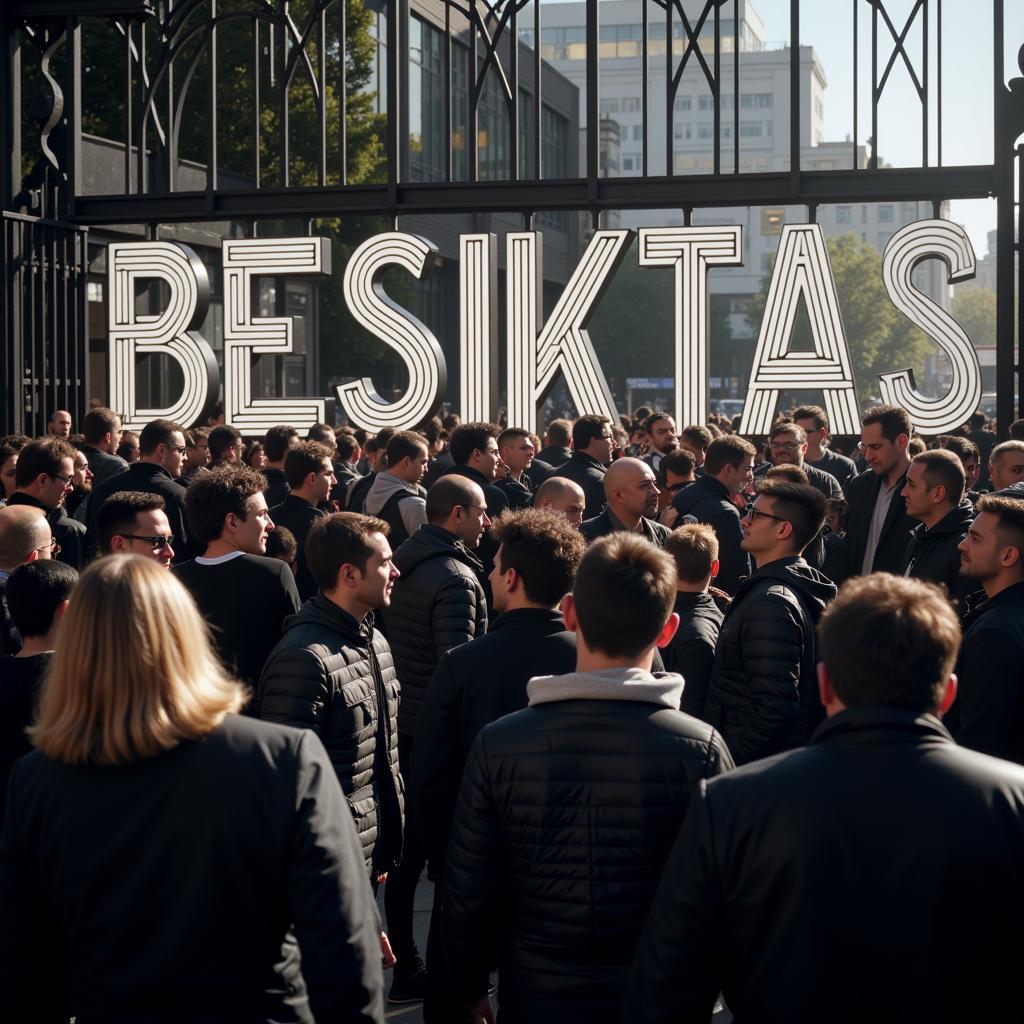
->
[449,422,499,466]
[680,424,713,454]
[571,533,677,660]
[426,475,480,526]
[263,425,299,464]
[98,491,169,554]
[335,432,360,463]
[81,407,121,449]
[386,431,429,476]
[29,556,243,764]
[763,464,809,484]
[664,523,719,589]
[818,574,960,715]
[545,418,572,449]
[208,424,243,462]
[571,415,610,453]
[139,418,184,458]
[264,524,298,571]
[5,559,78,642]
[969,411,987,431]
[183,463,268,545]
[754,479,827,555]
[1009,419,1024,441]
[491,508,585,608]
[703,435,756,478]
[0,505,51,571]
[862,404,914,442]
[909,449,966,511]
[661,449,696,480]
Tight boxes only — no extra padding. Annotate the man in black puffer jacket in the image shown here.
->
[705,480,837,765]
[443,533,733,1024]
[381,474,489,1001]
[259,512,403,882]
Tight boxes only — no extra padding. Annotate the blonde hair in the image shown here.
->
[30,555,245,765]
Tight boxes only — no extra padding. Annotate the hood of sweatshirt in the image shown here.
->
[393,522,484,577]
[365,470,419,517]
[908,500,975,544]
[733,555,837,613]
[527,666,684,709]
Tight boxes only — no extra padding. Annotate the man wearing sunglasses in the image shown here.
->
[87,419,192,564]
[703,480,836,765]
[97,492,176,569]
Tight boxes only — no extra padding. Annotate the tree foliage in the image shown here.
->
[746,232,932,404]
[952,288,997,349]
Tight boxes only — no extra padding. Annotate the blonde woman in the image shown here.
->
[0,555,384,1024]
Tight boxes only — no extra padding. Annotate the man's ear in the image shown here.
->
[655,611,680,649]
[505,566,521,592]
[817,661,835,709]
[560,593,578,632]
[710,558,720,579]
[937,674,958,718]
[109,535,129,553]
[53,598,71,624]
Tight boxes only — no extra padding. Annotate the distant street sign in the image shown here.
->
[626,377,675,390]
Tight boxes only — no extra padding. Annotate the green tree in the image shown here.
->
[952,288,997,349]
[746,232,931,405]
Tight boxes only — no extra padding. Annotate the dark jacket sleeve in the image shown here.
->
[277,562,302,617]
[259,645,330,733]
[710,506,750,595]
[730,593,804,764]
[288,731,385,1024]
[408,654,463,873]
[957,627,1024,760]
[672,638,717,720]
[704,731,736,778]
[0,764,71,1023]
[625,783,724,1024]
[432,577,487,662]
[442,729,501,1003]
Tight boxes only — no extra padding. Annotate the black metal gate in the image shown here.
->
[0,212,89,436]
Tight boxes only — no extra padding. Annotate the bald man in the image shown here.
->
[0,505,53,655]
[581,457,670,547]
[534,477,587,528]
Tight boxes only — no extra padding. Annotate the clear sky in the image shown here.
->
[752,0,1024,257]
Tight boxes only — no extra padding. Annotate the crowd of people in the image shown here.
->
[2,397,1024,1023]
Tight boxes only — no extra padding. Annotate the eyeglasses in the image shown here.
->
[457,504,487,516]
[769,442,801,452]
[164,445,187,455]
[49,473,73,486]
[120,534,174,551]
[35,537,61,554]
[744,506,788,524]
[666,481,689,492]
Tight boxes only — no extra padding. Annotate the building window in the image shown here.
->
[698,95,713,111]
[879,205,894,222]
[674,95,692,111]
[697,124,714,139]
[621,97,641,112]
[739,123,762,137]
[632,124,644,141]
[761,209,785,235]
[836,206,851,223]
[409,16,447,182]
[539,106,569,228]
[622,155,636,171]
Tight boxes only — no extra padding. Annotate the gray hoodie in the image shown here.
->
[364,471,427,538]
[527,667,684,709]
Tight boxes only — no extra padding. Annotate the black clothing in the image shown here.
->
[535,444,572,469]
[422,451,454,490]
[550,451,607,520]
[581,507,670,547]
[259,595,404,875]
[331,463,361,506]
[525,458,553,490]
[261,467,290,509]
[662,592,723,720]
[494,473,533,510]
[0,577,16,656]
[807,447,858,494]
[970,426,998,489]
[754,459,842,499]
[409,607,577,874]
[7,493,87,571]
[955,580,1024,764]
[443,678,733,1024]
[705,556,836,765]
[345,471,376,513]
[899,502,975,607]
[671,475,750,595]
[840,466,915,580]
[173,553,301,701]
[80,444,128,488]
[269,495,326,601]
[439,464,508,578]
[628,707,1024,1024]
[86,461,191,564]
[384,524,488,738]
[0,716,384,1024]
[0,652,49,821]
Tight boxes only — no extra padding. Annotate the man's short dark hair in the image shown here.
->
[756,479,827,552]
[990,439,1024,467]
[305,512,388,592]
[208,424,243,461]
[572,534,677,658]
[183,464,267,543]
[770,421,807,444]
[284,441,333,489]
[335,432,360,461]
[426,476,481,524]
[97,491,168,553]
[664,523,719,584]
[763,464,809,485]
[185,426,210,449]
[793,405,828,431]
[862,404,913,442]
[263,425,299,462]
[306,422,336,446]
[81,407,120,445]
[642,411,672,434]
[13,437,75,488]
[818,574,960,712]
[265,524,297,563]
[386,430,428,467]
[139,419,183,455]
[911,449,965,507]
[5,559,78,638]
[0,434,30,468]
[450,422,500,465]
[1009,419,1024,441]
[969,411,987,429]
[545,418,572,447]
[976,494,1024,565]
[661,449,696,478]
[571,415,610,451]
[703,435,756,477]
[492,508,585,606]
[497,426,530,449]
[939,435,980,467]
[680,425,713,452]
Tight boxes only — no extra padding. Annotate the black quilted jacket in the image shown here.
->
[383,524,488,738]
[442,682,733,1024]
[258,594,403,875]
